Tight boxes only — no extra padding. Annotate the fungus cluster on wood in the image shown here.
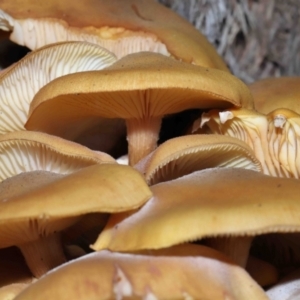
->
[0,1,298,299]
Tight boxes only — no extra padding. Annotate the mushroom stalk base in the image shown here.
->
[18,233,66,278]
[126,117,162,166]
[206,236,253,268]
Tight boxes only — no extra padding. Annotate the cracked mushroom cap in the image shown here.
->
[93,168,300,265]
[0,0,228,70]
[0,130,115,181]
[14,250,268,300]
[135,134,262,185]
[0,41,116,135]
[249,77,300,114]
[26,52,253,165]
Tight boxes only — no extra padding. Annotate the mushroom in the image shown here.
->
[14,250,268,300]
[195,77,300,178]
[136,243,279,288]
[25,52,253,165]
[0,0,228,70]
[93,168,300,268]
[0,164,152,278]
[135,134,262,185]
[0,41,116,135]
[198,108,275,175]
[0,283,29,300]
[0,130,115,181]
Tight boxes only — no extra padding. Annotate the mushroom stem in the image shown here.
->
[18,233,66,278]
[126,117,162,166]
[205,236,253,268]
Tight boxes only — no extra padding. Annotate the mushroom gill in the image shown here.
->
[0,0,228,70]
[0,164,152,278]
[25,52,253,165]
[135,134,261,185]
[0,41,116,134]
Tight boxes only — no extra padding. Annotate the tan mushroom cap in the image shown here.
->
[249,77,300,114]
[0,283,29,300]
[26,52,253,165]
[15,250,268,300]
[0,41,116,134]
[0,170,65,201]
[27,52,253,120]
[0,0,228,70]
[136,243,278,288]
[135,134,262,185]
[0,164,152,277]
[0,164,151,247]
[0,130,115,182]
[93,168,300,255]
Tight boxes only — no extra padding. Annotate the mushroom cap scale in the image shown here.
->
[0,130,115,182]
[93,168,300,252]
[0,41,116,134]
[14,250,268,300]
[0,0,228,70]
[0,164,152,248]
[135,134,262,185]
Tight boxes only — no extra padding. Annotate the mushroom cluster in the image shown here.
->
[0,1,299,299]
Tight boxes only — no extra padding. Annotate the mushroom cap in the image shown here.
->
[0,170,65,200]
[0,283,29,300]
[0,0,228,70]
[93,168,300,252]
[135,134,262,185]
[0,41,116,134]
[25,52,253,135]
[15,250,268,300]
[0,163,152,248]
[0,130,115,182]
[249,77,300,114]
